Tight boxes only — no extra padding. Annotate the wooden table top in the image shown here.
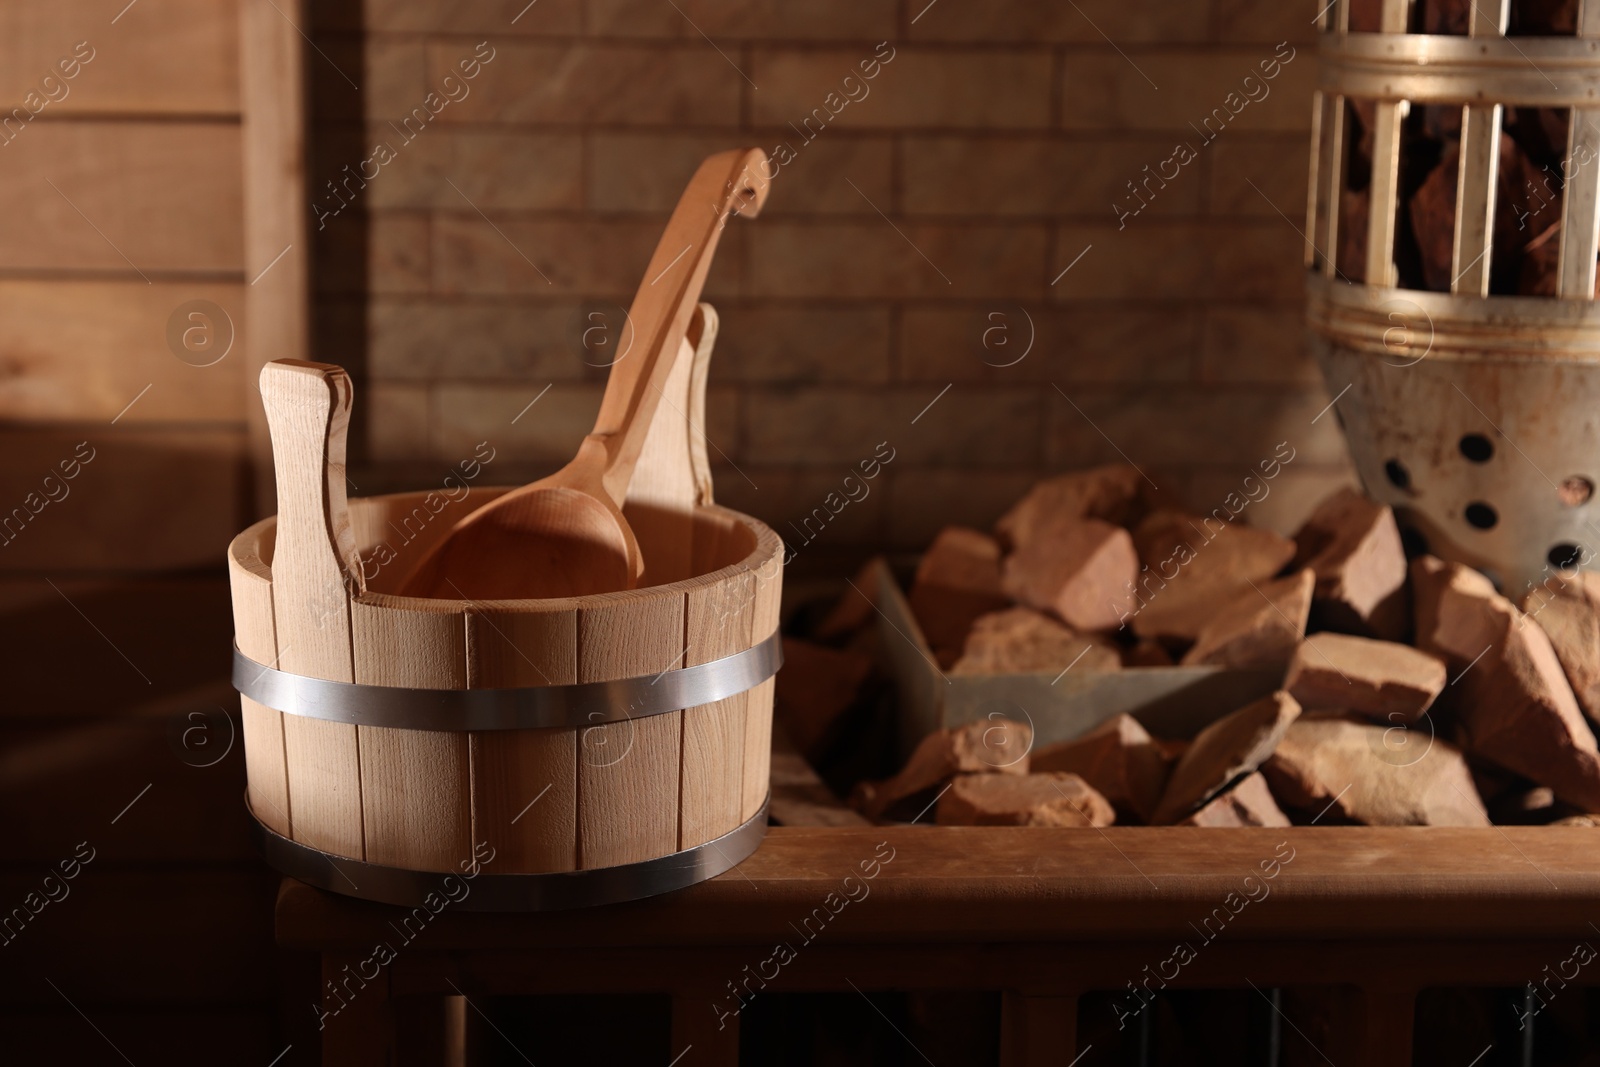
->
[277,825,1600,950]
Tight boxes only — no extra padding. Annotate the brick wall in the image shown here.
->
[309,0,1354,575]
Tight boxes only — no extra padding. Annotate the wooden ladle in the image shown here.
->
[401,148,770,601]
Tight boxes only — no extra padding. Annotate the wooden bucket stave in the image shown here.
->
[229,494,781,905]
[231,308,781,909]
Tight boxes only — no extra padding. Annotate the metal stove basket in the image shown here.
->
[1306,0,1600,594]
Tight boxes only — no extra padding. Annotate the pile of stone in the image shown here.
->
[814,464,1600,828]
[907,463,1381,676]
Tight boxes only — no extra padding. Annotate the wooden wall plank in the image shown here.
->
[1,714,257,863]
[352,594,473,872]
[0,280,244,423]
[0,1009,277,1067]
[0,427,244,571]
[240,0,312,517]
[0,871,274,1004]
[0,575,232,720]
[576,592,684,869]
[0,0,239,116]
[466,603,581,873]
[0,122,242,274]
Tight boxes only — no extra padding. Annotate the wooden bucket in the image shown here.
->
[228,308,782,910]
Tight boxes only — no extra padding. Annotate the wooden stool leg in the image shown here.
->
[319,950,394,1067]
[1000,992,1079,1067]
[671,990,741,1067]
[443,996,467,1067]
[1359,985,1416,1067]
[393,995,465,1067]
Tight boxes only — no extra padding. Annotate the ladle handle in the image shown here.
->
[592,147,770,503]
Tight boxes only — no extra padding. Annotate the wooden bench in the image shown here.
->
[277,824,1600,1065]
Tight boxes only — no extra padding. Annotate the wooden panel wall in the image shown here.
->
[0,6,303,1062]
[311,0,1348,572]
[0,0,293,572]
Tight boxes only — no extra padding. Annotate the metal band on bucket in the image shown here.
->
[233,629,782,731]
[247,793,769,911]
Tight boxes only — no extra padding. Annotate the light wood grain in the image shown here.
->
[691,506,758,578]
[277,661,363,858]
[665,314,755,849]
[1560,112,1600,298]
[352,486,514,596]
[625,341,699,586]
[1454,0,1507,298]
[614,334,691,585]
[352,593,473,872]
[1579,0,1600,298]
[626,302,719,589]
[1452,102,1502,297]
[0,0,239,115]
[0,122,243,274]
[403,151,771,601]
[588,155,764,505]
[281,825,1600,947]
[1305,90,1326,270]
[247,481,782,876]
[1584,0,1600,37]
[1364,0,1409,287]
[1467,0,1510,34]
[465,602,580,874]
[1365,101,1403,288]
[743,548,783,821]
[679,565,752,848]
[1317,92,1345,281]
[241,0,312,517]
[0,281,244,423]
[576,592,685,868]
[227,521,290,838]
[686,307,717,507]
[261,360,365,860]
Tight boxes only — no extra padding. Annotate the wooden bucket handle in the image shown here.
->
[683,301,719,508]
[620,301,719,586]
[259,360,365,657]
